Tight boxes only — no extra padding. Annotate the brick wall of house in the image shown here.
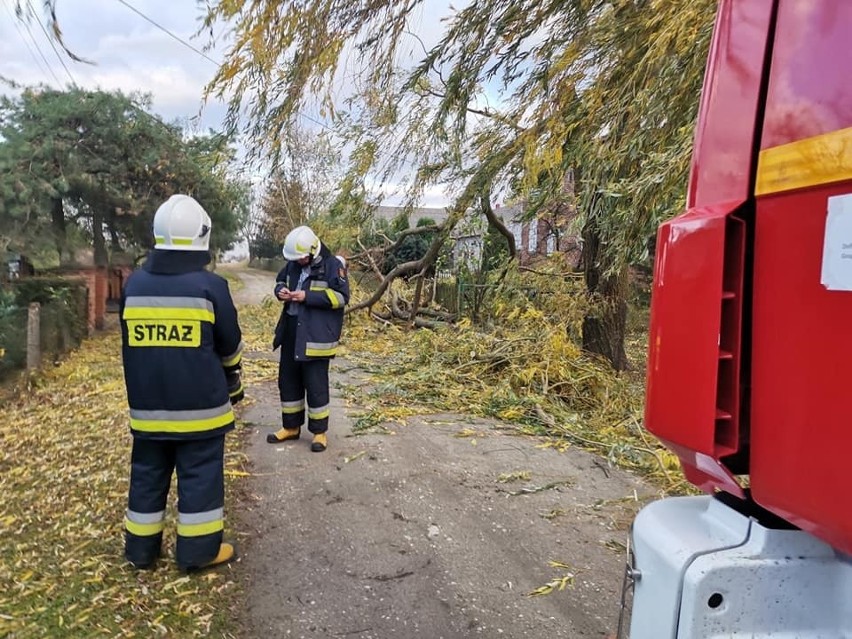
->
[60,265,132,332]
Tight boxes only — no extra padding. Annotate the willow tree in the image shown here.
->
[31,0,716,368]
[208,0,717,367]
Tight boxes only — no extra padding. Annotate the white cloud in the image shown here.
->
[1,0,225,129]
[0,0,471,206]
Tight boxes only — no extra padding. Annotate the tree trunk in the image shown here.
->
[581,217,629,371]
[51,198,67,263]
[92,207,108,267]
[107,213,122,251]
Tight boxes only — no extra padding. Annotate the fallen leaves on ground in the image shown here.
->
[0,298,270,638]
[527,561,576,596]
[341,266,678,489]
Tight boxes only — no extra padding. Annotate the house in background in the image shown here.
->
[372,192,581,271]
[52,248,134,332]
[3,253,35,282]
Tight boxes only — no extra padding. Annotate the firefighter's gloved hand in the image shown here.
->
[226,370,244,405]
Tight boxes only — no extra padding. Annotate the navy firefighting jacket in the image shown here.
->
[120,250,243,440]
[273,246,350,359]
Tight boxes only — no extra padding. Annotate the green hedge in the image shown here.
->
[0,278,88,380]
[0,290,26,378]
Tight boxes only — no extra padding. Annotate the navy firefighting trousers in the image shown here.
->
[125,435,225,569]
[278,314,330,434]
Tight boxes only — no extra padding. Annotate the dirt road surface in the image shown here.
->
[224,265,653,639]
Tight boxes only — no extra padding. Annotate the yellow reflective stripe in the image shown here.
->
[130,409,235,434]
[228,383,244,398]
[308,409,330,420]
[756,126,852,196]
[281,406,305,414]
[125,518,165,537]
[222,353,242,367]
[306,347,337,357]
[222,342,244,367]
[123,307,215,323]
[171,238,193,246]
[310,281,329,290]
[177,520,224,537]
[324,289,343,309]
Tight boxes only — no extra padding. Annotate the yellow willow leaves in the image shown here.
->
[340,265,677,487]
[0,301,270,637]
[527,561,575,597]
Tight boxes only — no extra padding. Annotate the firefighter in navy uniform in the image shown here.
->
[267,226,349,452]
[120,194,244,571]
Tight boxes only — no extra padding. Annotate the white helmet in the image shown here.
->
[152,194,212,251]
[283,225,321,261]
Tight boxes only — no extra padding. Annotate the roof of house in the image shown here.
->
[373,206,449,225]
[373,203,524,227]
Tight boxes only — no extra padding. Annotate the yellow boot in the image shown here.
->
[185,542,236,573]
[266,427,301,443]
[311,432,327,453]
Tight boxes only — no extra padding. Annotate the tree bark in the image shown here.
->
[107,212,122,251]
[51,198,67,263]
[480,189,516,258]
[581,216,629,371]
[92,207,108,267]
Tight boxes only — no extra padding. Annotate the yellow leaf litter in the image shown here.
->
[0,313,269,638]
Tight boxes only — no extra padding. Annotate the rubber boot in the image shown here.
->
[311,433,327,452]
[186,542,236,573]
[129,557,158,570]
[267,427,301,444]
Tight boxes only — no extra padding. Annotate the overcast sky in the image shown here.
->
[0,0,465,207]
[1,1,233,131]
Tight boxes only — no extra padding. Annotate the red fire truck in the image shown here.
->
[627,1,852,636]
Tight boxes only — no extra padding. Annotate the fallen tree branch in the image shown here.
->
[481,188,516,258]
[500,480,573,496]
[519,266,583,278]
[348,258,423,312]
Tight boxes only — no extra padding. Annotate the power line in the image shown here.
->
[3,2,50,80]
[28,0,76,84]
[115,0,219,65]
[114,0,335,133]
[13,3,63,85]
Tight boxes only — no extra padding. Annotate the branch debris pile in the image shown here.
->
[339,265,683,489]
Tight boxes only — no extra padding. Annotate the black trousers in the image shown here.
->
[278,314,330,434]
[125,435,225,569]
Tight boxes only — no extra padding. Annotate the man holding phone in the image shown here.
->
[268,225,349,452]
